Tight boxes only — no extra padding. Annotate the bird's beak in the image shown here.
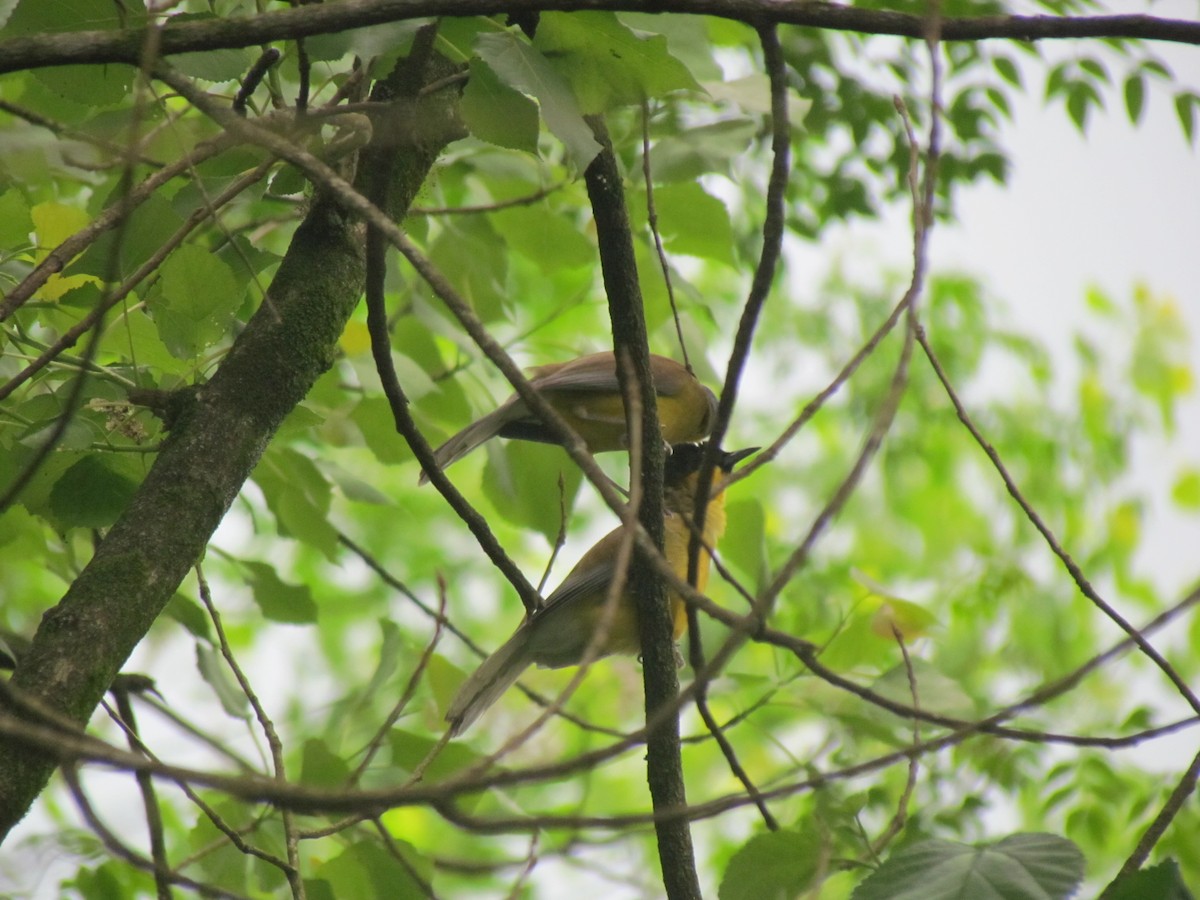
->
[721,446,759,469]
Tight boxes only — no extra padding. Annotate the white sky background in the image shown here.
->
[820,25,1200,596]
[4,10,1200,899]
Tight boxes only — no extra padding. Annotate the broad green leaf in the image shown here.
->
[722,496,767,591]
[300,738,351,787]
[253,447,338,559]
[649,182,736,266]
[483,441,583,540]
[718,828,822,900]
[475,31,602,168]
[389,727,489,781]
[151,243,241,358]
[352,396,413,465]
[461,58,540,153]
[705,74,809,123]
[1104,860,1194,900]
[242,560,318,624]
[0,188,34,249]
[308,839,431,900]
[870,660,975,720]
[491,205,593,272]
[851,833,1084,900]
[31,201,96,301]
[535,11,700,113]
[428,215,509,323]
[48,455,138,529]
[71,193,184,281]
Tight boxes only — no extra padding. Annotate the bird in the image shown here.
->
[419,351,718,484]
[445,443,757,735]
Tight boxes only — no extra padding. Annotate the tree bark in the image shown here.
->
[0,53,462,840]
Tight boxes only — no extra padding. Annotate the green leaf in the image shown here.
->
[151,244,241,358]
[474,31,602,168]
[300,738,351,788]
[309,840,431,900]
[1172,469,1200,511]
[428,215,509,323]
[48,456,138,529]
[164,17,256,82]
[242,560,319,624]
[0,188,34,249]
[1175,92,1197,144]
[649,182,736,266]
[461,58,540,153]
[535,11,700,113]
[870,660,974,720]
[993,56,1022,87]
[252,447,339,559]
[718,828,822,900]
[1078,57,1109,84]
[1124,74,1146,125]
[389,728,489,782]
[1066,82,1091,133]
[491,205,594,272]
[196,643,250,718]
[482,441,582,541]
[851,833,1084,900]
[1104,860,1194,900]
[164,594,212,641]
[352,396,412,465]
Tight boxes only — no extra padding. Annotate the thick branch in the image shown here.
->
[584,119,700,899]
[0,2,1197,77]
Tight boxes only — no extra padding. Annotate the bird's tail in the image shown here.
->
[418,404,512,485]
[446,627,533,736]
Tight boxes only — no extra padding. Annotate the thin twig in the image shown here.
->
[197,566,306,900]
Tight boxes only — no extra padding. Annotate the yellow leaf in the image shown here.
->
[339,321,372,356]
[31,202,98,301]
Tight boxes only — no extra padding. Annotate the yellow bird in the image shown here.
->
[446,443,756,735]
[419,352,718,484]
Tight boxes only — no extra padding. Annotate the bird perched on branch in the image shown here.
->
[445,443,756,735]
[419,351,718,484]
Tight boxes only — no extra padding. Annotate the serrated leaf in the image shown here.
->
[718,828,822,900]
[475,31,601,168]
[535,11,700,113]
[1124,74,1146,125]
[151,244,241,358]
[242,560,318,624]
[851,833,1084,900]
[461,58,540,153]
[196,643,250,718]
[1104,859,1194,900]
